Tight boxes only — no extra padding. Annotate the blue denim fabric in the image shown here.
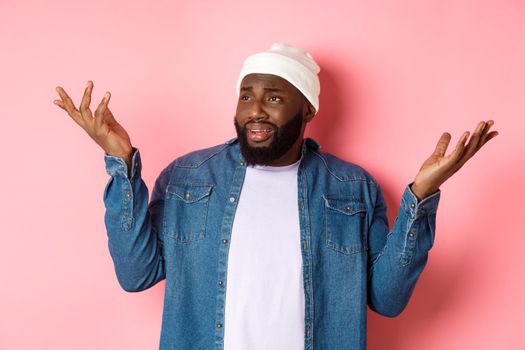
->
[103,137,440,350]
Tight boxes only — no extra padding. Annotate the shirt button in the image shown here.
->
[229,196,235,203]
[222,239,228,244]
[218,280,223,286]
[410,203,415,209]
[345,205,352,213]
[408,232,415,237]
[240,161,245,166]
[216,323,223,328]
[184,192,190,200]
[124,192,131,200]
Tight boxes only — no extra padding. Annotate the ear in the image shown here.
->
[303,100,316,123]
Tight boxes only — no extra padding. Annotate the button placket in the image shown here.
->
[121,182,134,231]
[408,201,417,219]
[213,165,246,344]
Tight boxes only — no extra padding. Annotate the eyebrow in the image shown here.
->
[240,86,285,93]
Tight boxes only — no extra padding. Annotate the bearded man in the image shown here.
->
[54,43,497,350]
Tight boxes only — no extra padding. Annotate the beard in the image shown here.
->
[234,109,304,166]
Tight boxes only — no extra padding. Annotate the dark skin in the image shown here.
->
[54,82,133,177]
[235,73,316,166]
[55,75,498,198]
[234,74,498,199]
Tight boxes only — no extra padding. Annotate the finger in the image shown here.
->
[451,127,498,175]
[94,91,111,130]
[461,121,487,158]
[79,81,94,120]
[442,131,470,175]
[433,132,452,157]
[55,86,79,115]
[480,130,499,147]
[55,86,86,127]
[53,99,66,110]
[478,120,495,148]
[449,131,470,162]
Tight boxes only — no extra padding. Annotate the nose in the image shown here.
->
[247,100,268,122]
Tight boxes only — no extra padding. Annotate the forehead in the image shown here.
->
[240,73,297,93]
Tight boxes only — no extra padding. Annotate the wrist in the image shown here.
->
[105,147,133,162]
[410,182,437,201]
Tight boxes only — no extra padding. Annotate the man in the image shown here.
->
[54,43,497,350]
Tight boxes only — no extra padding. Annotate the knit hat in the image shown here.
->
[236,43,321,114]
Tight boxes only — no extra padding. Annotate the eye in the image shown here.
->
[240,95,250,101]
[268,96,281,102]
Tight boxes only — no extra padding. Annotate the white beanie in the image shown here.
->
[236,43,321,114]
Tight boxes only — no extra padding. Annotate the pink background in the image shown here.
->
[1,0,524,348]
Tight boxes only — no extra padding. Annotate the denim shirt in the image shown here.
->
[103,137,440,350]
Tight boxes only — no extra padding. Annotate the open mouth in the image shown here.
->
[245,123,275,142]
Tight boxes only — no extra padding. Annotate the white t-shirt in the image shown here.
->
[223,159,304,350]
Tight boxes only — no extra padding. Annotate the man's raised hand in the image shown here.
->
[411,120,498,200]
[54,81,133,168]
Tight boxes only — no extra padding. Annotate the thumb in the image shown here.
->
[433,132,451,157]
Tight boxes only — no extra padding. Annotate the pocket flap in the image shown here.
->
[323,197,367,216]
[166,183,213,203]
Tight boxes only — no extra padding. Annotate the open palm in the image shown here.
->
[54,81,133,160]
[411,120,498,200]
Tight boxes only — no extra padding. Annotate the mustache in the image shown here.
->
[242,120,277,130]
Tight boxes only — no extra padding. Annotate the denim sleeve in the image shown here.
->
[367,183,440,317]
[103,147,168,292]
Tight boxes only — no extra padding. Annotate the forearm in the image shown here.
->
[103,148,166,292]
[368,184,440,317]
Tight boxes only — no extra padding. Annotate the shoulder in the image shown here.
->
[304,140,376,184]
[165,138,238,170]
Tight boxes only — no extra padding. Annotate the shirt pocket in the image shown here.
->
[323,196,368,254]
[163,183,213,243]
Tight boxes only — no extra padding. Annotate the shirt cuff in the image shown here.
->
[104,147,141,179]
[401,183,440,218]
